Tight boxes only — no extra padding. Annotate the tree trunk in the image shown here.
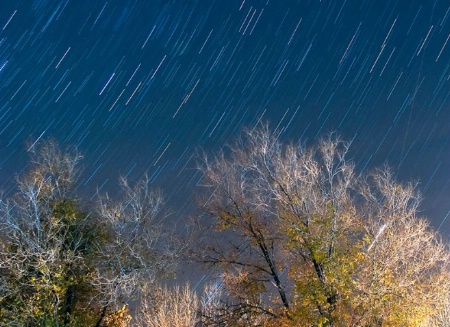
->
[95,305,108,327]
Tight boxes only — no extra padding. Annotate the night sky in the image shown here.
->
[1,1,450,235]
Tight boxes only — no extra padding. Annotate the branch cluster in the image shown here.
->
[196,125,450,326]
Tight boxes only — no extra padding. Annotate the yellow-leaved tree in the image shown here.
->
[0,140,180,326]
[196,125,450,326]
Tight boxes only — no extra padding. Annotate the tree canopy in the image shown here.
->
[0,140,179,326]
[1,128,450,326]
[196,125,450,326]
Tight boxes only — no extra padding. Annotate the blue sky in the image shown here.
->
[1,0,450,233]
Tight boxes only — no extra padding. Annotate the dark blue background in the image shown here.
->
[1,0,450,234]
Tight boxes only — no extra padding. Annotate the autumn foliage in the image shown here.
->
[1,128,450,326]
[0,140,178,326]
[196,125,450,326]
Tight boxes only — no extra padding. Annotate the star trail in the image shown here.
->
[1,0,450,234]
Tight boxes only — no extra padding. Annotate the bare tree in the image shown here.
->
[199,279,226,326]
[427,297,450,327]
[94,175,180,326]
[135,283,199,327]
[198,277,274,327]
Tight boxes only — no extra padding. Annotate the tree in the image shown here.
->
[95,175,180,325]
[196,125,450,326]
[0,140,179,326]
[196,126,289,325]
[134,283,199,327]
[428,297,450,326]
[0,139,96,325]
[354,169,450,325]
